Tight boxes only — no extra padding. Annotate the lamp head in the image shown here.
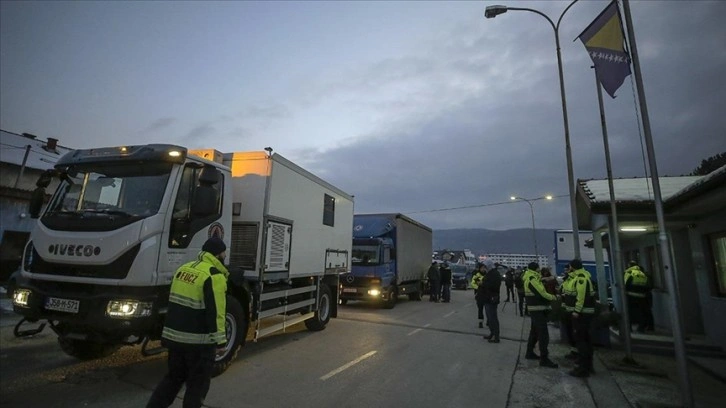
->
[510,196,517,201]
[485,5,508,19]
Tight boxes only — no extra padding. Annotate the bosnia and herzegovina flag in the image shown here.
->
[577,0,631,98]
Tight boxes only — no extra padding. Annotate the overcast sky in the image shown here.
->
[2,1,724,231]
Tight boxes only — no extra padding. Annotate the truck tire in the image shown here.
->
[305,284,331,331]
[383,286,397,309]
[57,337,120,360]
[408,283,423,301]
[212,295,248,377]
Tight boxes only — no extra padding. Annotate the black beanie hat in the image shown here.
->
[202,237,226,255]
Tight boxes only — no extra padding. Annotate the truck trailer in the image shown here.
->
[13,145,353,376]
[339,213,432,309]
[554,229,610,284]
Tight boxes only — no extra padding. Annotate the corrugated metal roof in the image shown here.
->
[580,176,702,204]
[0,130,73,170]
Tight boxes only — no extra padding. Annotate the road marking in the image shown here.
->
[408,323,431,336]
[444,311,455,318]
[320,350,377,381]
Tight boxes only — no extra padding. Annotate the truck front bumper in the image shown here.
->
[12,279,166,343]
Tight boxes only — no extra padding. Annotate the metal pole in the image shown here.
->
[554,29,580,260]
[593,66,633,361]
[503,1,581,259]
[527,199,539,257]
[622,1,692,405]
[14,145,32,189]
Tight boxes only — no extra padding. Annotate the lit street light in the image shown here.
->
[510,195,553,256]
[485,1,581,259]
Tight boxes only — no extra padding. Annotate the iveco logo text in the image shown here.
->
[48,244,101,257]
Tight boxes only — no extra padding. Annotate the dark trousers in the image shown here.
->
[441,283,451,302]
[505,285,515,301]
[484,303,499,338]
[574,314,594,370]
[147,346,215,408]
[527,311,549,359]
[517,291,525,316]
[476,295,485,321]
[429,281,440,301]
[627,296,646,330]
[562,313,576,348]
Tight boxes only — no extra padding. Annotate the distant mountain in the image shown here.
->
[433,228,557,256]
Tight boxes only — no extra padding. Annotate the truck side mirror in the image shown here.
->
[28,170,54,219]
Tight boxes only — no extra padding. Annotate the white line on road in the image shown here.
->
[444,311,455,318]
[320,350,377,381]
[408,323,432,336]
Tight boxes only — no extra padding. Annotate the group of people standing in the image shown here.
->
[426,261,452,303]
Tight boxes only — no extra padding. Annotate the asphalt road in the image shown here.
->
[0,288,521,408]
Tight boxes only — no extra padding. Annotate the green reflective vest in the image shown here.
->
[624,266,648,298]
[471,271,485,290]
[523,268,556,311]
[162,251,229,347]
[561,272,578,312]
[572,268,596,314]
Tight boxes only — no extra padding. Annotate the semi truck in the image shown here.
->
[13,144,353,376]
[339,213,432,309]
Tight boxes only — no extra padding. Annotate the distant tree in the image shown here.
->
[691,152,726,175]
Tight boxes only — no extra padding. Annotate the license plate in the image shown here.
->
[45,297,80,313]
[342,288,357,293]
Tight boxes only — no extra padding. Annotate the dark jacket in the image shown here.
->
[505,271,514,287]
[439,265,452,285]
[477,269,502,304]
[427,264,440,282]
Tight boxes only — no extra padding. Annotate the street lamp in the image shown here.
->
[510,195,553,257]
[486,1,581,259]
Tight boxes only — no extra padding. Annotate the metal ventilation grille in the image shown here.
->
[229,223,258,270]
[268,223,286,269]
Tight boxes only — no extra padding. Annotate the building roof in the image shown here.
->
[579,176,702,205]
[0,130,73,171]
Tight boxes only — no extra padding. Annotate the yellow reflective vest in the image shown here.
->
[624,266,648,298]
[471,271,485,290]
[162,251,229,348]
[572,268,596,314]
[523,268,556,311]
[561,272,578,312]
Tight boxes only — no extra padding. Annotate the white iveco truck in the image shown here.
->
[14,144,353,375]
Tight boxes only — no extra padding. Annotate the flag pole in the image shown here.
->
[591,65,633,363]
[621,1,693,406]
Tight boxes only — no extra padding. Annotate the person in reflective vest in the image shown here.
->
[522,262,558,368]
[560,266,578,360]
[568,258,597,378]
[624,261,649,332]
[471,263,486,328]
[148,237,229,408]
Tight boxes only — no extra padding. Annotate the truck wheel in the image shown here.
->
[212,295,248,377]
[408,284,423,301]
[57,337,120,360]
[305,284,331,331]
[383,286,397,309]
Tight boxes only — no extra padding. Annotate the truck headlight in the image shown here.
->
[106,300,153,318]
[368,289,381,297]
[13,289,31,307]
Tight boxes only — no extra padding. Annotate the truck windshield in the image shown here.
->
[352,245,380,265]
[45,162,172,220]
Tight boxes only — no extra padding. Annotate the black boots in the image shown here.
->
[478,321,484,328]
[540,359,559,368]
[524,351,540,360]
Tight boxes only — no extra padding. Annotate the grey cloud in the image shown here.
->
[143,117,176,132]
